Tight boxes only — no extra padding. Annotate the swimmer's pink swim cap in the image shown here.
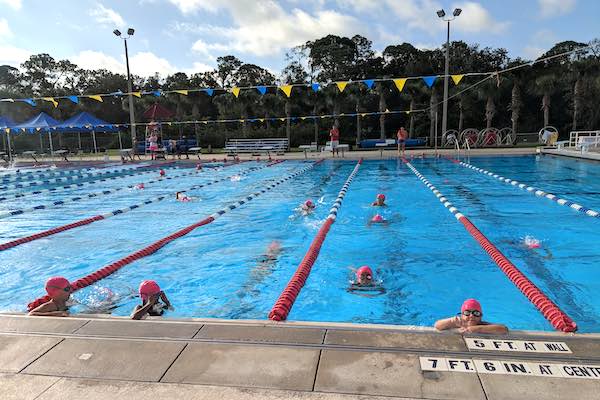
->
[139,280,161,301]
[461,298,482,313]
[356,266,373,280]
[305,199,315,208]
[377,193,385,200]
[159,169,165,176]
[372,214,384,222]
[45,277,71,297]
[196,164,202,170]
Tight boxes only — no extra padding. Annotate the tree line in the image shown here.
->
[1,35,599,149]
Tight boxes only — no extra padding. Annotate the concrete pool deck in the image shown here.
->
[1,314,600,400]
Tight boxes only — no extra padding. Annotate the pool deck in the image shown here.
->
[1,314,599,400]
[540,147,600,162]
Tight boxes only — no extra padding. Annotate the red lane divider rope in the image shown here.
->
[27,160,320,311]
[268,159,363,321]
[402,158,577,332]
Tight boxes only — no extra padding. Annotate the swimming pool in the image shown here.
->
[0,155,599,332]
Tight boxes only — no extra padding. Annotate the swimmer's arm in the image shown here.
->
[159,291,172,309]
[28,302,69,317]
[434,316,460,331]
[131,302,154,320]
[464,323,508,335]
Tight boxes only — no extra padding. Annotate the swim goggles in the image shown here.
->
[461,310,482,317]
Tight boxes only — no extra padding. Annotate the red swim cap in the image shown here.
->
[461,298,482,313]
[305,199,314,208]
[356,266,373,280]
[195,164,202,170]
[159,169,165,176]
[139,280,161,301]
[45,277,71,297]
[372,214,384,222]
[377,193,385,200]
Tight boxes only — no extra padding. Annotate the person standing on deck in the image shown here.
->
[329,124,340,157]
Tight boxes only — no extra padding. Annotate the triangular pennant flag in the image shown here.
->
[88,95,103,102]
[320,115,326,119]
[0,98,15,102]
[279,118,286,122]
[153,90,162,97]
[231,87,241,98]
[132,91,142,98]
[363,79,375,89]
[203,88,214,96]
[42,97,58,108]
[311,83,320,92]
[279,85,292,97]
[256,86,267,95]
[422,76,437,88]
[360,113,366,117]
[301,116,307,120]
[22,98,37,106]
[405,111,410,115]
[36,127,41,132]
[385,109,391,113]
[166,122,172,126]
[67,95,79,104]
[4,128,10,133]
[451,74,464,85]
[201,121,208,124]
[393,78,407,92]
[173,90,188,96]
[336,81,348,92]
[259,118,264,123]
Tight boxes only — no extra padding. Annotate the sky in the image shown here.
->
[0,0,597,79]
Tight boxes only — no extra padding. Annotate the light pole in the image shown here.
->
[114,28,136,150]
[437,8,461,142]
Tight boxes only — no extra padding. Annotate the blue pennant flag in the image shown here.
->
[290,117,297,122]
[204,88,214,96]
[363,79,375,89]
[256,86,267,95]
[422,76,437,88]
[311,83,320,92]
[22,98,37,107]
[152,90,162,97]
[67,95,79,104]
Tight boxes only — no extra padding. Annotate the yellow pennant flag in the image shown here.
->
[239,119,245,123]
[279,118,286,122]
[42,97,58,108]
[336,81,348,92]
[132,91,142,98]
[360,113,366,117]
[4,128,10,134]
[300,116,306,120]
[393,78,407,92]
[88,95,103,102]
[167,122,172,126]
[173,90,188,95]
[202,121,208,124]
[259,118,264,123]
[385,108,391,113]
[320,115,327,119]
[451,74,464,85]
[279,85,293,97]
[231,87,241,98]
[405,111,411,115]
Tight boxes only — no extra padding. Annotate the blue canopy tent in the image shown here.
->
[0,116,15,162]
[56,112,121,152]
[12,112,61,155]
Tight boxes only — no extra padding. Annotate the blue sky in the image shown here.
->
[0,0,597,78]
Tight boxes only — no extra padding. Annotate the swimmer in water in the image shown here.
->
[522,235,553,259]
[301,199,316,215]
[348,266,385,296]
[372,193,387,207]
[195,163,202,171]
[29,276,72,317]
[131,280,172,320]
[175,191,192,202]
[134,183,145,190]
[367,213,388,226]
[159,169,166,177]
[231,175,242,182]
[434,298,508,334]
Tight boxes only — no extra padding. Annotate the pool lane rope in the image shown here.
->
[268,159,363,321]
[403,158,577,332]
[0,166,223,220]
[26,160,318,311]
[0,162,180,191]
[0,164,146,184]
[0,162,261,252]
[446,157,600,219]
[0,164,182,203]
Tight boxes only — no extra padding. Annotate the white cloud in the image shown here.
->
[523,46,545,60]
[168,0,221,13]
[89,3,126,28]
[452,2,510,34]
[71,50,178,77]
[0,18,12,38]
[0,44,31,66]
[0,0,22,10]
[538,0,576,18]
[184,62,215,75]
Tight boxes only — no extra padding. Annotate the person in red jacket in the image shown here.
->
[397,127,408,156]
[329,124,340,157]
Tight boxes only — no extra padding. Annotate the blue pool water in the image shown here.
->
[0,155,599,332]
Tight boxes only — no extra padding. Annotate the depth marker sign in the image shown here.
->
[464,338,572,353]
[420,357,600,380]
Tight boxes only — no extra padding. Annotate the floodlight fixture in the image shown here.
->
[113,29,121,37]
[436,9,446,18]
[127,28,135,36]
[453,8,462,17]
